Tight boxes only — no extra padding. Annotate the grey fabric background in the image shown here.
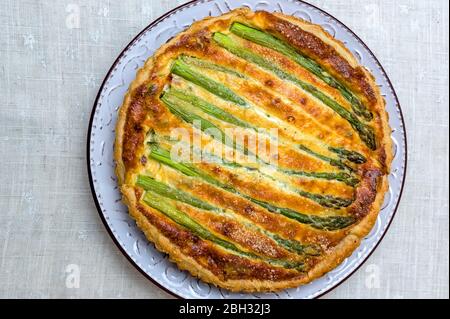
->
[0,0,448,299]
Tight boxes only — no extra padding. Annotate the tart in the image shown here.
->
[114,8,392,292]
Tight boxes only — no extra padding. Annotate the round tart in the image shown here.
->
[115,8,392,292]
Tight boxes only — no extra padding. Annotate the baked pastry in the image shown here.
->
[115,8,392,292]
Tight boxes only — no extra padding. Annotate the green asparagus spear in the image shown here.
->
[161,90,256,158]
[171,58,246,106]
[136,175,215,211]
[162,92,222,136]
[230,22,373,121]
[161,91,233,147]
[297,191,353,209]
[216,148,359,187]
[298,144,354,172]
[213,32,376,150]
[165,88,254,129]
[203,146,359,197]
[161,130,359,187]
[328,147,367,164]
[137,174,320,255]
[142,191,305,270]
[180,55,246,78]
[304,85,376,150]
[148,144,222,188]
[147,144,355,230]
[150,139,352,209]
[250,197,355,231]
[283,170,359,187]
[165,88,362,182]
[269,234,320,255]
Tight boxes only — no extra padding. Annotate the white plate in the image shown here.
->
[87,0,407,299]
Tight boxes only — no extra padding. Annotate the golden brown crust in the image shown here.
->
[114,8,393,292]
